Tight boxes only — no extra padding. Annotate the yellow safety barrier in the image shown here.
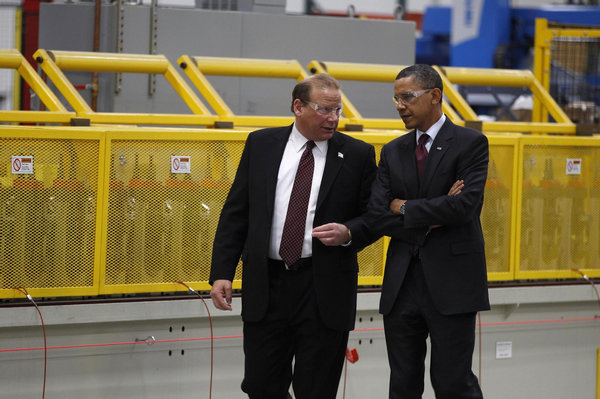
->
[0,49,75,124]
[2,122,600,299]
[308,60,576,135]
[516,135,600,279]
[32,49,219,126]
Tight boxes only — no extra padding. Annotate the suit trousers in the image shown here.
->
[383,257,483,399]
[242,258,349,399]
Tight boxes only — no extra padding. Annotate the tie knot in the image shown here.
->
[418,134,429,146]
[306,140,315,150]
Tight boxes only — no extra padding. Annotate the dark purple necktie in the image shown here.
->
[416,134,429,181]
[279,140,315,267]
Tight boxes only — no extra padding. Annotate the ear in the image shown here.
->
[292,99,304,117]
[431,88,443,105]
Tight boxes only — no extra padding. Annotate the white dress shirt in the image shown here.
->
[416,113,446,151]
[269,124,328,260]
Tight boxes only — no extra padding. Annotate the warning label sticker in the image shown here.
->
[11,156,34,175]
[565,158,582,175]
[171,156,191,174]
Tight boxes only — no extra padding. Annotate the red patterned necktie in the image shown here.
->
[279,140,315,267]
[416,133,429,181]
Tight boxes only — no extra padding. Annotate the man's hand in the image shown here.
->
[312,223,350,246]
[210,279,233,311]
[390,199,406,215]
[390,179,464,216]
[448,179,464,196]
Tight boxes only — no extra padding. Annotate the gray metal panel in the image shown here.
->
[39,3,118,112]
[239,13,414,118]
[251,5,286,14]
[253,0,285,6]
[38,4,414,118]
[144,9,244,114]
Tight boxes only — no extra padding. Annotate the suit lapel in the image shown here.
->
[316,132,345,209]
[401,131,420,197]
[265,125,292,220]
[419,119,454,195]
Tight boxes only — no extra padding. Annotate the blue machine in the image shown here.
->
[416,3,600,69]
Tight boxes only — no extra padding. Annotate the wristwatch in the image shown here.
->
[399,202,406,215]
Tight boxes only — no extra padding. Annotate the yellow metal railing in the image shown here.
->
[178,55,310,129]
[33,49,218,126]
[0,49,74,124]
[309,60,575,134]
[442,66,574,134]
[307,60,466,129]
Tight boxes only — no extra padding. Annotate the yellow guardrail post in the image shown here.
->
[442,66,575,135]
[306,60,363,121]
[533,18,553,124]
[432,65,475,122]
[178,55,235,117]
[180,55,316,128]
[33,49,94,114]
[0,49,67,112]
[33,50,218,126]
[306,60,472,130]
[0,49,75,124]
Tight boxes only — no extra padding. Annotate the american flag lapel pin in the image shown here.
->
[436,147,442,151]
[338,152,344,158]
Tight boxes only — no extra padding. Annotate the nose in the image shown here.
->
[327,111,340,121]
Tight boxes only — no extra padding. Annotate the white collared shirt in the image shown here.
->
[269,123,328,260]
[416,113,446,152]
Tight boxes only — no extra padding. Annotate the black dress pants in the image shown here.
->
[242,259,349,399]
[384,257,483,399]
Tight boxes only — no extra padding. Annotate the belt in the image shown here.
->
[268,257,312,271]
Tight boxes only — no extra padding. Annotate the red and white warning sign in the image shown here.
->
[565,158,582,175]
[11,155,34,175]
[171,155,191,174]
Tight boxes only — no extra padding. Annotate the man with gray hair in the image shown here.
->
[210,73,376,398]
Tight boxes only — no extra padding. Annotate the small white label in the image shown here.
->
[496,341,512,359]
[171,156,191,174]
[11,156,34,175]
[565,158,582,175]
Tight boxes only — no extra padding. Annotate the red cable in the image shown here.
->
[14,287,47,399]
[572,269,600,306]
[175,281,214,399]
[0,335,243,353]
[4,317,599,354]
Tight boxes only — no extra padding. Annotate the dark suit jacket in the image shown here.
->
[369,118,490,316]
[210,125,377,331]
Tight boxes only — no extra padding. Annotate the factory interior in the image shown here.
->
[1,0,600,397]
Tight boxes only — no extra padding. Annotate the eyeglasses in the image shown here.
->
[393,89,432,106]
[305,101,344,117]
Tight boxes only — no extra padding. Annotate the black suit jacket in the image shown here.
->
[210,125,377,331]
[369,118,490,316]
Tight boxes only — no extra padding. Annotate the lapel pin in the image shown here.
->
[338,152,344,158]
[436,147,442,151]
